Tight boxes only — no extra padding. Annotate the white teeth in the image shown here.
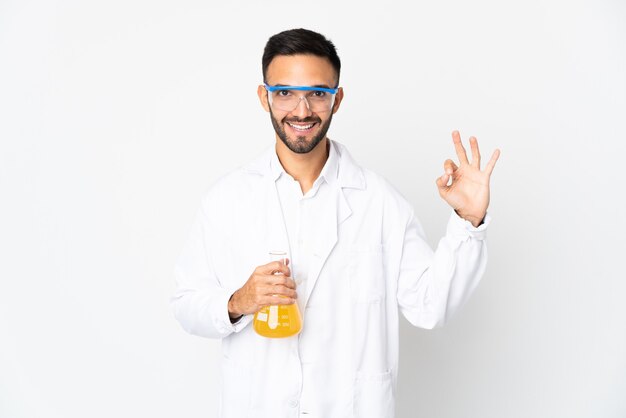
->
[288,123,314,131]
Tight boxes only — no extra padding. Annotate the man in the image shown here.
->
[172,28,500,418]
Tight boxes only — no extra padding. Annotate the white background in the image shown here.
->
[1,0,625,417]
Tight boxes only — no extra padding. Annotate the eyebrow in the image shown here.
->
[274,83,334,89]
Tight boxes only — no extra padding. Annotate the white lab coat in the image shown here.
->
[172,140,489,418]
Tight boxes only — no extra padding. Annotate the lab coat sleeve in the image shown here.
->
[397,210,490,329]
[171,200,249,339]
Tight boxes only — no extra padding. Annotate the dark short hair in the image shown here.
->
[262,28,341,86]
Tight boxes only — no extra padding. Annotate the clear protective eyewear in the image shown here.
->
[264,83,339,113]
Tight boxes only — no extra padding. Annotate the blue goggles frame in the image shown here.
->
[264,83,339,94]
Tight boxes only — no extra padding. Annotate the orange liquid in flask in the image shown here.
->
[253,252,302,338]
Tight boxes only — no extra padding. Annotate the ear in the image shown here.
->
[257,85,270,112]
[331,87,344,115]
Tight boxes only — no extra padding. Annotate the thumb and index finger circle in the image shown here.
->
[436,172,450,191]
[436,159,459,191]
[443,159,458,174]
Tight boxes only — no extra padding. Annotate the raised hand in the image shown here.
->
[436,130,500,227]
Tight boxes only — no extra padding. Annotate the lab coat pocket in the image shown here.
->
[353,369,394,418]
[347,244,385,303]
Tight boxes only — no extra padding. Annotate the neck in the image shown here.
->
[275,137,330,194]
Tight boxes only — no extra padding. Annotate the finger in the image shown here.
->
[436,172,450,191]
[260,283,297,298]
[267,275,296,289]
[484,148,501,176]
[260,261,291,276]
[443,159,458,175]
[273,285,297,299]
[469,136,481,168]
[266,295,297,305]
[452,130,469,165]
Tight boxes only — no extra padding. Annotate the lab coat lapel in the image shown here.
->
[302,183,354,309]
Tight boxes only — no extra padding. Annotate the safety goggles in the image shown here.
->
[264,83,339,113]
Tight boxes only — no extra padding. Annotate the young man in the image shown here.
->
[172,28,500,418]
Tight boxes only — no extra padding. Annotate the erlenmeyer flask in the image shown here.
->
[253,251,302,338]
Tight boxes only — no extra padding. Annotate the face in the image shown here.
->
[258,54,344,154]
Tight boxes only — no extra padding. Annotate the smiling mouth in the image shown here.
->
[287,122,317,132]
[286,121,318,133]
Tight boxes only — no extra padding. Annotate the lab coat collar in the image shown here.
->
[269,140,341,191]
[245,139,366,191]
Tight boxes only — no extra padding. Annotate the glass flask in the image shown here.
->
[253,251,303,338]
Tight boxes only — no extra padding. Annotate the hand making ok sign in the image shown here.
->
[436,130,501,227]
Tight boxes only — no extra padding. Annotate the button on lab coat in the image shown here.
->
[171,140,490,418]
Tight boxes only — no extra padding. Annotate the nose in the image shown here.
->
[290,96,313,119]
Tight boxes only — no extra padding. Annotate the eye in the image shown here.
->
[276,90,291,97]
[312,91,326,98]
